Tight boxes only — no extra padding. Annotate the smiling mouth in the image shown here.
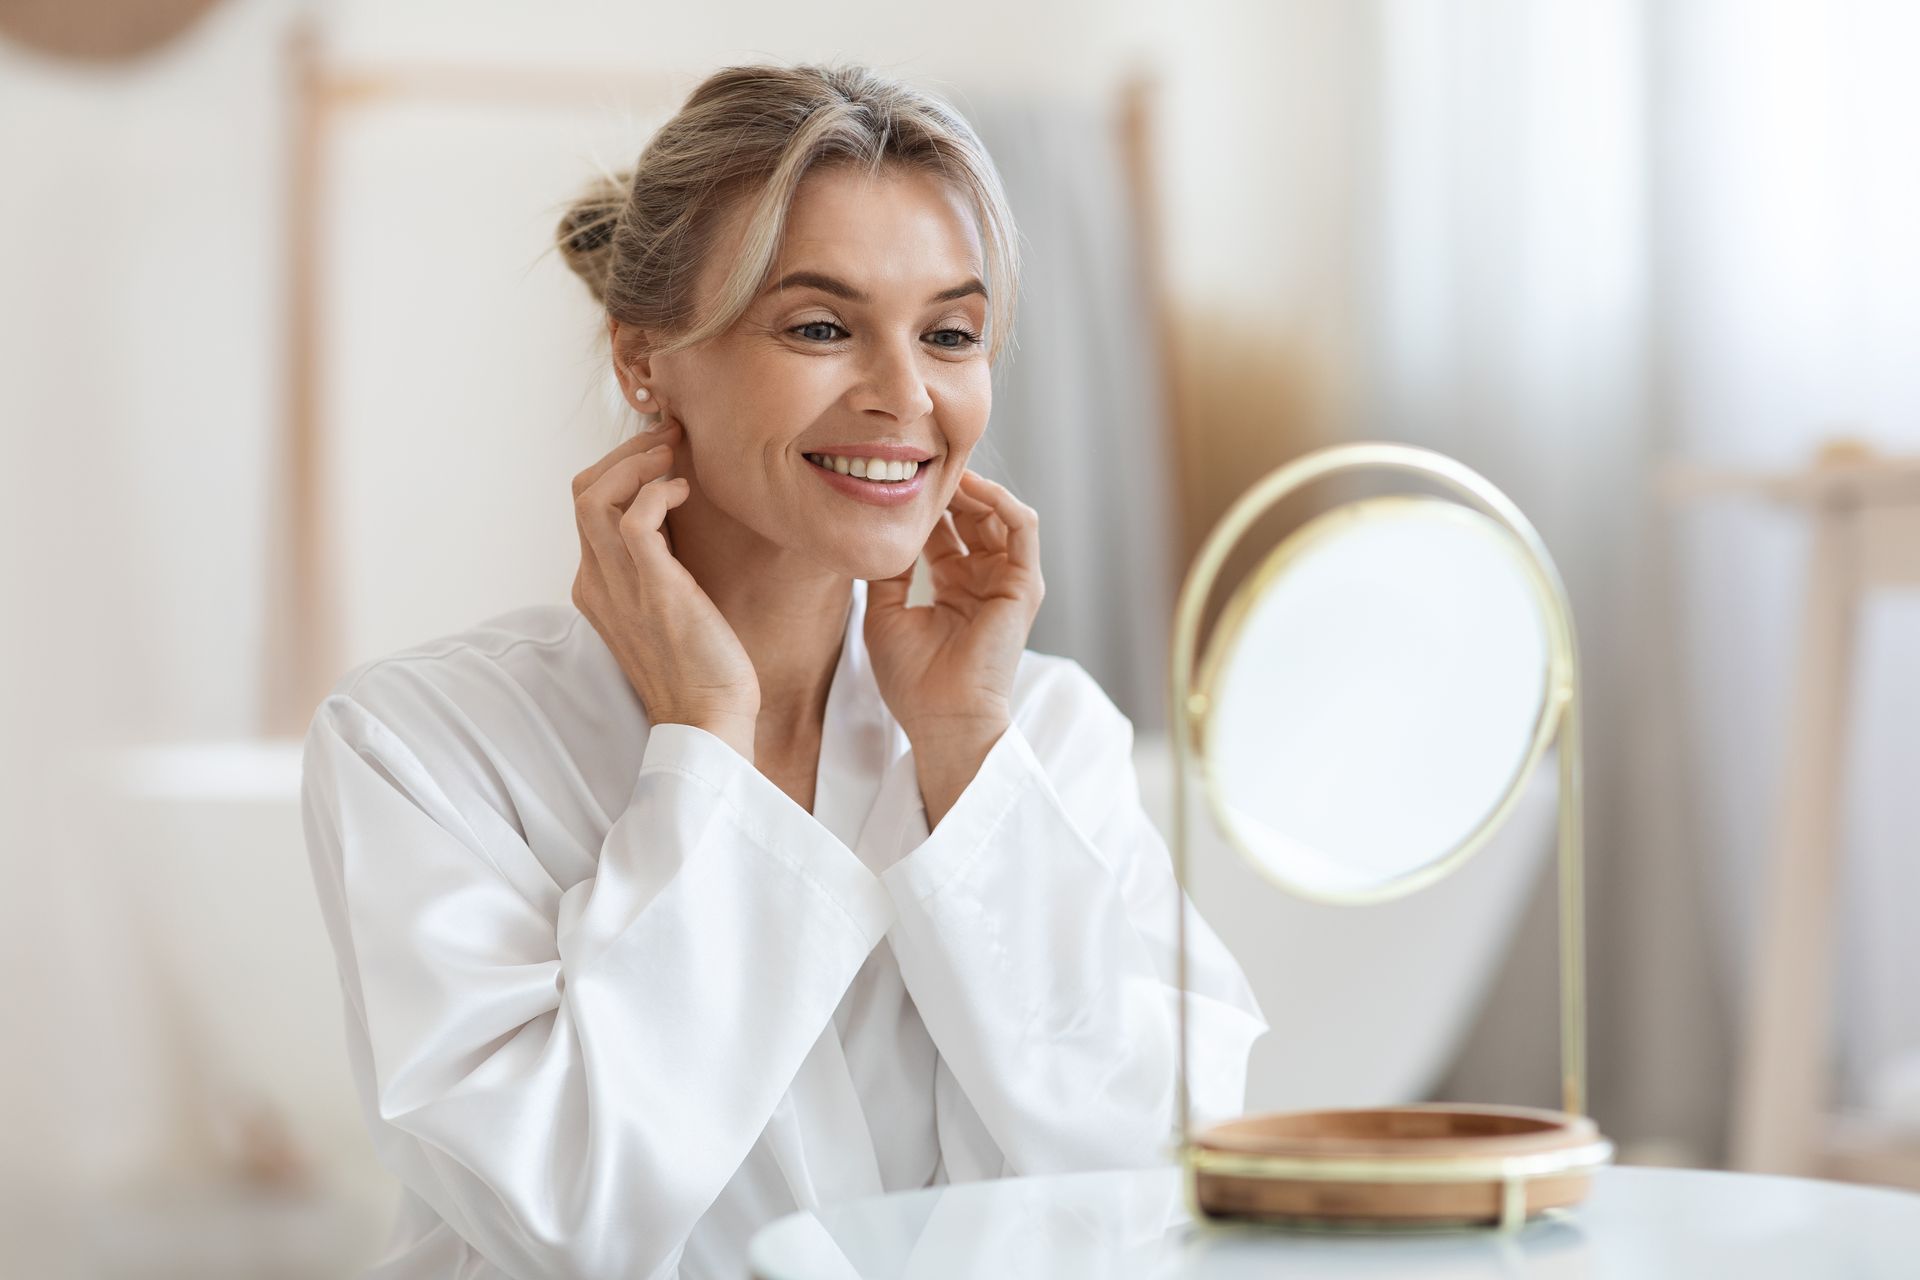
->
[803,453,926,484]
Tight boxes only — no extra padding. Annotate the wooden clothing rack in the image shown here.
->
[1664,442,1920,1189]
[263,23,692,737]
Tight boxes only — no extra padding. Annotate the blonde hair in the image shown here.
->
[556,62,1021,364]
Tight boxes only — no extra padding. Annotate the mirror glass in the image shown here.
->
[1199,497,1554,898]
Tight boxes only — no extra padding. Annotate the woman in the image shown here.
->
[301,62,1266,1280]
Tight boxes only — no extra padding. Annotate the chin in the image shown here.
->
[829,540,921,584]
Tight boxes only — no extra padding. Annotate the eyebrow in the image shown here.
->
[764,270,987,306]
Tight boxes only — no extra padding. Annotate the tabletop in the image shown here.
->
[748,1163,1920,1278]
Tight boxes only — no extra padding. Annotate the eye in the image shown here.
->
[784,319,984,350]
[790,320,849,343]
[927,326,984,350]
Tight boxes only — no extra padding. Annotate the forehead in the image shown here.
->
[712,164,986,302]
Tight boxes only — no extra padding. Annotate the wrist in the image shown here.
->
[901,706,1011,751]
[910,718,1010,831]
[670,714,756,763]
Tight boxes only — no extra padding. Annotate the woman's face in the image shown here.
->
[624,163,994,582]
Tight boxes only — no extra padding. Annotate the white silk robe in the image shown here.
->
[300,577,1267,1280]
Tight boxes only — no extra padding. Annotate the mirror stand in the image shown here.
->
[1169,442,1615,1232]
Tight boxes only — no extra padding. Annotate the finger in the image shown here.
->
[571,416,682,497]
[946,471,997,512]
[578,442,676,570]
[619,470,692,569]
[950,483,1008,555]
[945,472,1002,552]
[571,419,679,500]
[946,498,994,557]
[924,509,969,566]
[961,472,1038,572]
[865,552,919,613]
[581,438,675,513]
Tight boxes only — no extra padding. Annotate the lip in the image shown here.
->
[805,442,936,462]
[803,453,932,508]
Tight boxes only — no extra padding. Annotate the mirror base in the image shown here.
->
[1184,1102,1613,1232]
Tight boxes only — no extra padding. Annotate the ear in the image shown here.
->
[608,318,660,412]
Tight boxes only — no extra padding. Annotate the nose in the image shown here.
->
[852,334,935,423]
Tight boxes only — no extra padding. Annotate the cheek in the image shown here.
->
[939,368,993,452]
[717,350,845,445]
[679,350,811,471]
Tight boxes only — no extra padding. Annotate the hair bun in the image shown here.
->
[555,169,632,305]
[565,213,616,256]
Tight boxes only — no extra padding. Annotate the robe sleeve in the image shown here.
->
[300,684,894,1280]
[878,658,1269,1177]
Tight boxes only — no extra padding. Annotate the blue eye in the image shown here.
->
[786,320,983,350]
[792,321,848,343]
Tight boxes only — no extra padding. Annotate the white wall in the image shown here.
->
[0,0,1373,1228]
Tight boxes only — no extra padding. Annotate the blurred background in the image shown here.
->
[3,0,1917,1274]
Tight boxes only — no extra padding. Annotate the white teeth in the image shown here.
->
[806,453,922,482]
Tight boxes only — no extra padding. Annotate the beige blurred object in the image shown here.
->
[1168,441,1614,1233]
[232,1101,316,1193]
[1115,126,1341,643]
[1663,442,1920,1191]
[0,0,224,61]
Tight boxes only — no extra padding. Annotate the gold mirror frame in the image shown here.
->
[1193,494,1562,907]
[1168,442,1607,1231]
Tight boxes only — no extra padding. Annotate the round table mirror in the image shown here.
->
[1171,444,1604,1230]
[1196,496,1558,901]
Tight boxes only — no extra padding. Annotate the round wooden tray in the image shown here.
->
[1188,1103,1610,1228]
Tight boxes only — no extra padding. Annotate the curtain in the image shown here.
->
[963,97,1180,737]
[1657,0,1920,1129]
[1364,0,1920,1164]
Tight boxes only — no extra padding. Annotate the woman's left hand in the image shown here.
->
[865,468,1044,754]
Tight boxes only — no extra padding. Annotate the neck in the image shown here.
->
[662,489,851,747]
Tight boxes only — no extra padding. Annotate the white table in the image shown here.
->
[749,1164,1920,1278]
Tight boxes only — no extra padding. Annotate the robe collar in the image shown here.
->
[811,577,919,863]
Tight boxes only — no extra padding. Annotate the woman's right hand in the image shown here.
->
[571,416,761,760]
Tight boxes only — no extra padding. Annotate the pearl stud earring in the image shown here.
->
[633,384,651,401]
